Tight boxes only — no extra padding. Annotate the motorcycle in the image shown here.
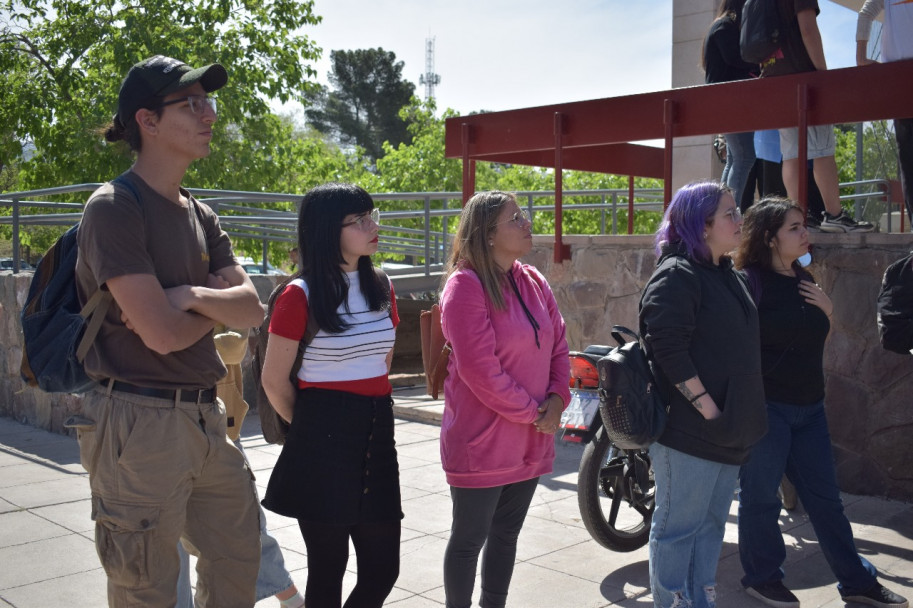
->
[560,345,655,553]
[561,345,798,553]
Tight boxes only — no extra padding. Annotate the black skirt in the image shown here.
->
[262,388,402,524]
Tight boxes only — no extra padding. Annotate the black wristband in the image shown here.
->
[690,391,708,403]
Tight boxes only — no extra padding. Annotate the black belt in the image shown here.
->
[108,380,216,403]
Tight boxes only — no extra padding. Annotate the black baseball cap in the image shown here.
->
[115,55,228,128]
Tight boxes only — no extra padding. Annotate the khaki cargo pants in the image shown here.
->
[74,386,261,607]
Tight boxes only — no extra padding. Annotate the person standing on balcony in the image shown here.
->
[73,55,265,606]
[703,0,759,204]
[734,197,908,608]
[439,190,570,608]
[762,0,874,233]
[856,0,913,224]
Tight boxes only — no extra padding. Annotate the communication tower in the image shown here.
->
[419,37,441,101]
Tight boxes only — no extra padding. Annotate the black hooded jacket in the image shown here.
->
[639,243,768,465]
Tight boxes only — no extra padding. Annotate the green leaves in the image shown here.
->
[1,0,321,190]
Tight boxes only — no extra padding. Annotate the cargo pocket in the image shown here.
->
[91,495,159,588]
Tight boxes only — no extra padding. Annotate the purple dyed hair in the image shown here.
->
[654,180,730,262]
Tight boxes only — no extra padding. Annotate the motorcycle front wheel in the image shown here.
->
[577,429,654,552]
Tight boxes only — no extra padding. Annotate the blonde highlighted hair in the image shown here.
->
[443,191,517,310]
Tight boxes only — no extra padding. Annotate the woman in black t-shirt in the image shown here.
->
[734,198,907,608]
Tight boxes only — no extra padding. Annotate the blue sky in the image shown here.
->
[296,0,861,117]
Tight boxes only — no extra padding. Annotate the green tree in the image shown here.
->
[0,0,322,190]
[305,48,416,162]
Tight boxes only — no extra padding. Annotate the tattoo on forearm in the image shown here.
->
[676,381,695,400]
[676,380,704,410]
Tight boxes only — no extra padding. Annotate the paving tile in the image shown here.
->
[0,510,72,548]
[400,461,449,494]
[396,534,449,595]
[514,516,594,562]
[0,426,73,453]
[401,491,453,536]
[0,461,85,489]
[0,568,108,608]
[0,534,98,590]
[1,475,90,509]
[31,499,94,534]
[502,561,628,607]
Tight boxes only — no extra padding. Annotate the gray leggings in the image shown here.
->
[443,477,539,608]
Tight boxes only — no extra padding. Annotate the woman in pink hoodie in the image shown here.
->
[440,191,571,608]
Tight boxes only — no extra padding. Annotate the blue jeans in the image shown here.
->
[722,131,756,203]
[738,400,877,594]
[177,439,294,606]
[650,443,739,608]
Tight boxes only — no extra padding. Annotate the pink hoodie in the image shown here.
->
[440,262,571,488]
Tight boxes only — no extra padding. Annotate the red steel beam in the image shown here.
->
[445,60,913,173]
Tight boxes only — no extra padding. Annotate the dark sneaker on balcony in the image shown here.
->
[820,210,874,233]
[806,213,822,232]
[746,580,800,608]
[841,583,909,607]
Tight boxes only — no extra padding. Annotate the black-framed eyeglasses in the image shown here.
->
[159,95,217,116]
[341,208,380,231]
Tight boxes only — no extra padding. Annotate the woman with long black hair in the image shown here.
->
[261,183,401,608]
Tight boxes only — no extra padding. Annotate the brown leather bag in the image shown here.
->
[420,304,451,399]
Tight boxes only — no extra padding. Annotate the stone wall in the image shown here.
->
[3,233,913,500]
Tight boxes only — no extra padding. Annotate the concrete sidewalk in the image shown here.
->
[1,385,911,607]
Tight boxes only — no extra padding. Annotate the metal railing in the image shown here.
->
[0,179,898,288]
[0,186,668,278]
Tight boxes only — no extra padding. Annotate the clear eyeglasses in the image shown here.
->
[500,209,531,227]
[159,95,217,116]
[342,208,380,231]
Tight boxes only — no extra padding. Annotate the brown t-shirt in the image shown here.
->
[75,171,236,389]
[761,0,820,77]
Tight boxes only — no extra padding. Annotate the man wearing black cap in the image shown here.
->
[73,55,264,607]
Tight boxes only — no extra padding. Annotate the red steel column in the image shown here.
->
[663,99,675,208]
[628,175,635,235]
[554,112,571,262]
[461,123,475,205]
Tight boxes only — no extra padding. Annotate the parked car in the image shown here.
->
[0,258,33,271]
[237,256,285,276]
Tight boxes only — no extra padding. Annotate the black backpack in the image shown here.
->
[740,0,782,64]
[596,325,669,450]
[877,252,913,354]
[19,177,138,393]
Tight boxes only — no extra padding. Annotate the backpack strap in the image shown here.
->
[75,289,112,362]
[75,174,143,363]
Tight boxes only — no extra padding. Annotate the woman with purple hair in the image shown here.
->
[638,180,768,608]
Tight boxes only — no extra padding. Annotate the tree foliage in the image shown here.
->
[0,0,322,190]
[305,48,416,162]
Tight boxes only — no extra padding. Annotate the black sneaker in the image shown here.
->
[819,210,875,233]
[806,213,822,232]
[841,583,909,607]
[746,580,800,608]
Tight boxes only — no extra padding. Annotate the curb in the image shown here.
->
[392,404,442,426]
